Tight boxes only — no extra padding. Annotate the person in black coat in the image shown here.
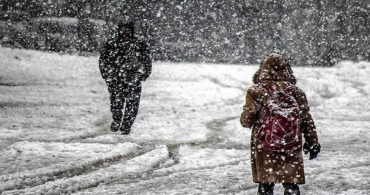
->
[99,21,152,134]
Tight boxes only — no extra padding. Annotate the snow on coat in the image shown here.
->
[240,54,319,184]
[99,23,152,87]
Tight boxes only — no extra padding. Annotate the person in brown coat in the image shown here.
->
[240,54,321,195]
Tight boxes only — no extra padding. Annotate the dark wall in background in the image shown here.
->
[1,0,369,66]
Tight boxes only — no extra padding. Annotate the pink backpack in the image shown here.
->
[257,82,300,151]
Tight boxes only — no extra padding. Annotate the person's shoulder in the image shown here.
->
[290,84,308,98]
[104,38,117,47]
[134,38,150,51]
[292,84,305,93]
[100,39,114,53]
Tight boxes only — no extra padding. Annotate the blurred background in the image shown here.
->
[1,0,369,66]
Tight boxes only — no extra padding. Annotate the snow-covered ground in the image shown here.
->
[0,46,369,194]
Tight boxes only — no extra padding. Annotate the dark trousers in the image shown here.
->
[109,83,142,132]
[258,182,300,195]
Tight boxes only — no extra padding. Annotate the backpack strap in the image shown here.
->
[258,82,275,94]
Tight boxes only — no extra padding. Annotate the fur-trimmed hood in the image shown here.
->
[252,54,296,84]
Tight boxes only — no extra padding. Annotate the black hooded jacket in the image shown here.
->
[99,22,152,87]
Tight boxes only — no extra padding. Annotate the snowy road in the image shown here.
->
[1,47,369,194]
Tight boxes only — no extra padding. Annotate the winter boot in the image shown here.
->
[282,183,300,195]
[258,182,275,195]
[110,121,120,132]
[120,126,131,135]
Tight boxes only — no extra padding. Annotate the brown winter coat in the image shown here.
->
[240,54,319,184]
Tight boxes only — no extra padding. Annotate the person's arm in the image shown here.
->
[240,86,259,128]
[295,88,321,160]
[138,41,152,81]
[296,89,319,144]
[99,41,117,86]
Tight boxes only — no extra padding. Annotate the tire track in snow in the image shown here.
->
[205,116,247,150]
[2,146,169,195]
[0,144,152,193]
[74,154,249,195]
[206,116,236,142]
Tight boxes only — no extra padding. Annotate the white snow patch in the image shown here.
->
[0,142,140,192]
[154,145,247,175]
[3,146,168,195]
